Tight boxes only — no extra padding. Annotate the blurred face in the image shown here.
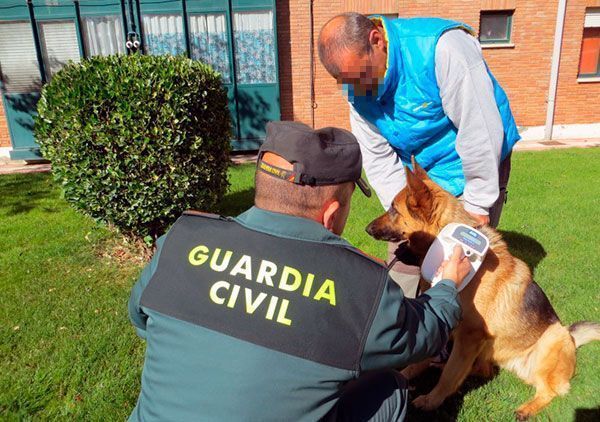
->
[336,28,387,96]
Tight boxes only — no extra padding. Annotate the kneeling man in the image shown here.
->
[128,121,470,421]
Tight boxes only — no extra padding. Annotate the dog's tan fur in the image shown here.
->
[366,160,600,419]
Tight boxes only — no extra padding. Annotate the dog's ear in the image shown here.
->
[405,165,434,221]
[410,155,430,180]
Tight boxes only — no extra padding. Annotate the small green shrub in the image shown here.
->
[35,54,231,241]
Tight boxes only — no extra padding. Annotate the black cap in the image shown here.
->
[257,121,371,197]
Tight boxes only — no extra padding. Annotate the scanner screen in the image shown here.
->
[452,226,487,254]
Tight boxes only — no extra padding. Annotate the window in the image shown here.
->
[38,20,81,80]
[82,15,126,57]
[233,10,276,84]
[0,21,41,93]
[578,8,600,77]
[479,11,513,45]
[189,13,231,83]
[142,14,186,56]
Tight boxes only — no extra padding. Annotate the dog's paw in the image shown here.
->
[412,394,443,411]
[514,409,530,421]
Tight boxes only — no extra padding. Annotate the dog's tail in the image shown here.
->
[569,321,600,348]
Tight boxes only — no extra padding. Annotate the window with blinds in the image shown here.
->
[0,21,41,93]
[38,20,81,80]
[579,8,600,77]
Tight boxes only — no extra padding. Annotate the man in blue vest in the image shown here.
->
[318,12,520,227]
[128,121,470,421]
[318,13,520,295]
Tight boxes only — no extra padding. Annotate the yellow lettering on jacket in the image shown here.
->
[245,288,267,314]
[302,273,314,297]
[209,281,229,305]
[276,299,292,326]
[256,260,277,286]
[265,295,279,320]
[210,248,233,272]
[314,279,336,306]
[279,266,302,292]
[191,245,341,328]
[230,255,252,281]
[188,245,209,266]
[227,284,240,308]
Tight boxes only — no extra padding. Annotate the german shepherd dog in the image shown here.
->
[366,158,600,419]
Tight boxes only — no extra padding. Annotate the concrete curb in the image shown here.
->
[231,153,258,164]
[513,138,600,151]
[0,158,51,175]
[0,140,597,175]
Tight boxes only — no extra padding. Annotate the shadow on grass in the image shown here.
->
[499,230,547,272]
[575,408,600,422]
[217,187,255,217]
[0,173,60,216]
[407,365,499,421]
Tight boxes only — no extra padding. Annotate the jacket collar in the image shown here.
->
[371,15,401,102]
[235,206,351,247]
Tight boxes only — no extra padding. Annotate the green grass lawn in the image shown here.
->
[1,148,599,420]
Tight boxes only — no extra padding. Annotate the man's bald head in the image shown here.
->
[318,13,376,79]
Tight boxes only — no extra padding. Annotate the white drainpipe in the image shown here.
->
[545,0,568,140]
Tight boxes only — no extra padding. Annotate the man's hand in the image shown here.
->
[436,245,472,288]
[467,211,490,227]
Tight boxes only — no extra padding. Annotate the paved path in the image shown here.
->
[513,138,600,151]
[1,138,598,175]
[0,158,51,175]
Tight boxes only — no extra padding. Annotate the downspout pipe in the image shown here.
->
[74,1,87,59]
[181,0,191,58]
[309,0,316,128]
[27,0,46,84]
[120,0,129,55]
[545,0,568,140]
[135,0,145,53]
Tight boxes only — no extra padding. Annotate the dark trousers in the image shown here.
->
[488,153,512,229]
[326,370,408,422]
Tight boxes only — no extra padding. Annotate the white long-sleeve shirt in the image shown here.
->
[350,29,505,215]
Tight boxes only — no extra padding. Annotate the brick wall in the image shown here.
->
[0,100,10,147]
[276,0,311,126]
[277,0,600,131]
[312,1,349,130]
[398,0,560,127]
[480,1,557,126]
[554,0,600,124]
[0,1,597,149]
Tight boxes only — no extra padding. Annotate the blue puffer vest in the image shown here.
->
[348,16,520,196]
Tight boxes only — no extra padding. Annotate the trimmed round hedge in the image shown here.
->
[35,54,231,241]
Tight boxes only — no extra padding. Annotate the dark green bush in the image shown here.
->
[35,54,231,241]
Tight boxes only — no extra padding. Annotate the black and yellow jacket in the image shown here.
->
[128,206,461,421]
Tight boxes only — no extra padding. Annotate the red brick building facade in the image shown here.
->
[0,102,8,147]
[1,0,599,150]
[277,0,600,136]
